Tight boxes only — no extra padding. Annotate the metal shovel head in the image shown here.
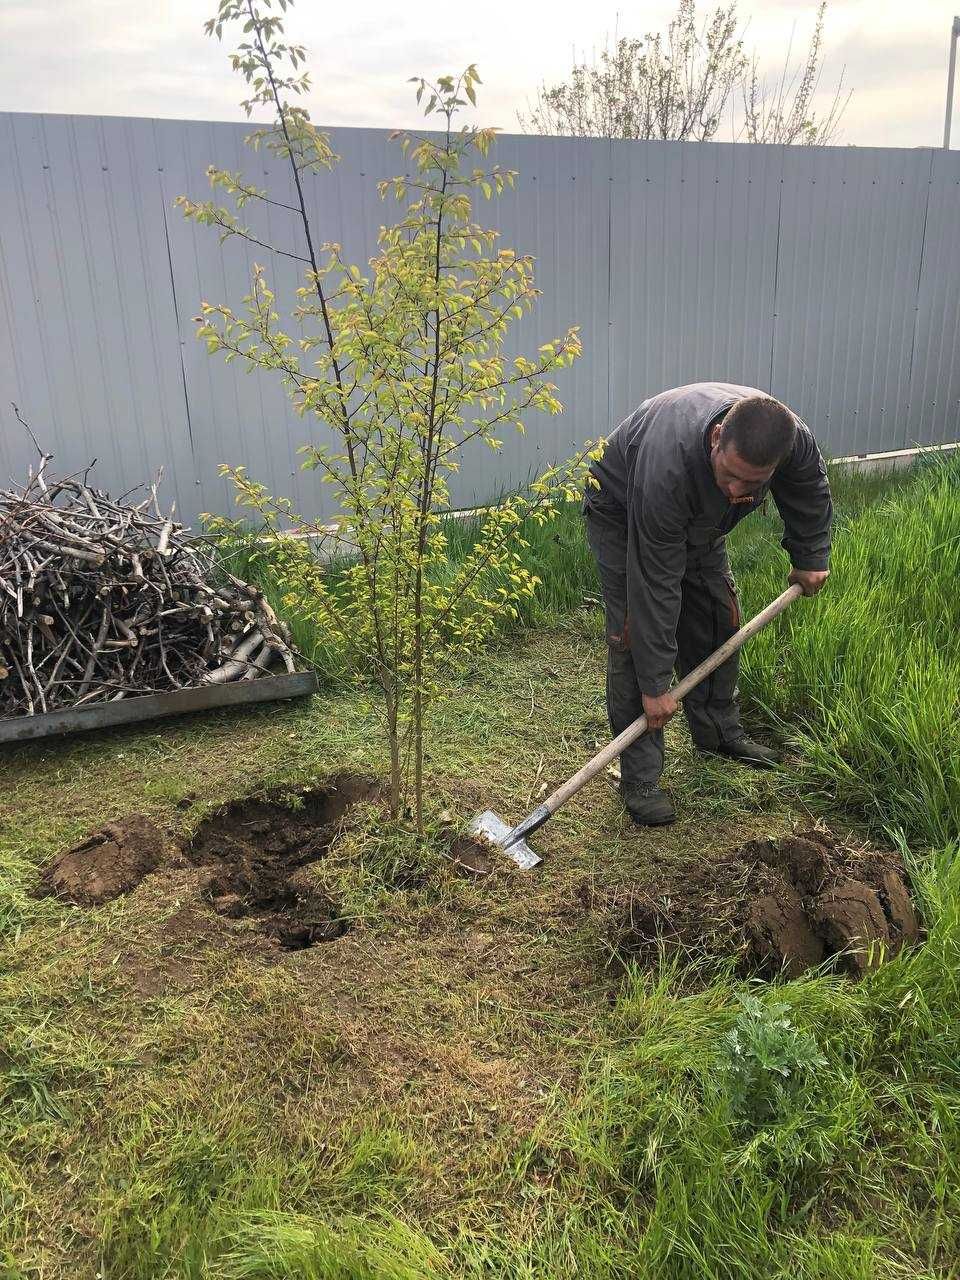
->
[468,810,542,870]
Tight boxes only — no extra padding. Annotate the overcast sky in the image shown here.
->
[0,0,956,149]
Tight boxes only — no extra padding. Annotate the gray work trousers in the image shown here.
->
[583,499,744,789]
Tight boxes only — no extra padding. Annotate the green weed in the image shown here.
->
[721,990,828,1126]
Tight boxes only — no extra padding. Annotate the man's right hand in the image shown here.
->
[643,690,679,731]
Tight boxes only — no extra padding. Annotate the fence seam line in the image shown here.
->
[903,149,936,449]
[767,144,785,395]
[158,176,198,471]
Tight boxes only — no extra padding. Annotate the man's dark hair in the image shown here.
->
[719,396,797,467]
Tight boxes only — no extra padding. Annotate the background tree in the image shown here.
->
[520,0,744,142]
[519,0,849,145]
[741,3,849,145]
[180,0,595,831]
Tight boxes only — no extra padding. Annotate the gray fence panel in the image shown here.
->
[609,139,784,424]
[437,133,613,504]
[155,116,309,528]
[2,112,959,530]
[905,148,960,446]
[770,146,932,455]
[0,113,196,514]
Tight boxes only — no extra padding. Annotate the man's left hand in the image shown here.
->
[789,567,830,596]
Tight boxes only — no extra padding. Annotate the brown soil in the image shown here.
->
[38,774,381,952]
[443,834,494,877]
[184,774,379,949]
[608,828,921,978]
[39,815,164,906]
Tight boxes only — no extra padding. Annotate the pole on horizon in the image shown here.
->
[945,15,960,148]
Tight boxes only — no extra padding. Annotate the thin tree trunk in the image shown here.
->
[411,120,452,834]
[413,622,424,834]
[384,685,402,819]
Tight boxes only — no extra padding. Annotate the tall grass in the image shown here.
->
[733,458,960,846]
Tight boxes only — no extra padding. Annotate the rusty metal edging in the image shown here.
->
[0,671,319,745]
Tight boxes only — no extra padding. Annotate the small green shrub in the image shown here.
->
[721,991,827,1126]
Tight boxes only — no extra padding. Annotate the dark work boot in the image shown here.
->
[621,783,676,827]
[702,735,780,769]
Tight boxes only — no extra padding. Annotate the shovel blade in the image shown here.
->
[468,810,542,870]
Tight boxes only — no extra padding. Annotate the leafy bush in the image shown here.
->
[721,990,827,1126]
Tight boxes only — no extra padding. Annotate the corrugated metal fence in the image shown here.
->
[1,112,958,527]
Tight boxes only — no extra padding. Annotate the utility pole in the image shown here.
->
[946,15,960,148]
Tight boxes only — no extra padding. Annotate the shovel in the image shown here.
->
[470,583,804,869]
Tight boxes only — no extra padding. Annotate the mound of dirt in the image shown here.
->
[184,775,379,949]
[610,829,921,978]
[443,835,494,876]
[40,815,165,906]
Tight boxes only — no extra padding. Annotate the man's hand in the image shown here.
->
[643,690,679,731]
[789,567,830,597]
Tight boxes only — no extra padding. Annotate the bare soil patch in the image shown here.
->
[607,828,921,978]
[39,815,164,906]
[443,833,494,876]
[184,775,379,949]
[38,774,382,951]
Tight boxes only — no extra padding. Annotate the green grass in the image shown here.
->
[2,458,960,1278]
[731,458,960,846]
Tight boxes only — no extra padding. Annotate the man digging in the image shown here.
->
[583,382,833,827]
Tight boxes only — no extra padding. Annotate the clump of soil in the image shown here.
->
[40,815,164,906]
[184,775,379,949]
[443,834,494,877]
[609,829,921,978]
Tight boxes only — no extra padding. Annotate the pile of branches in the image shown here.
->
[0,450,298,718]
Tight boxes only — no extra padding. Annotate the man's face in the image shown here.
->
[710,424,775,502]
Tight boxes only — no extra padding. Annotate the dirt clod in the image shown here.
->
[609,828,921,979]
[879,870,920,940]
[813,880,889,975]
[444,835,494,877]
[752,835,831,896]
[746,885,825,976]
[40,815,164,905]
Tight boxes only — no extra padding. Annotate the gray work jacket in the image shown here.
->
[586,381,833,696]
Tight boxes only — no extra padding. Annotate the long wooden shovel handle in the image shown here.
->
[539,582,804,820]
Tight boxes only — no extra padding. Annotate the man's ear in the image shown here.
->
[710,422,723,450]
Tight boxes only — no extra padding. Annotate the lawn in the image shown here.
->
[1,459,958,1278]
